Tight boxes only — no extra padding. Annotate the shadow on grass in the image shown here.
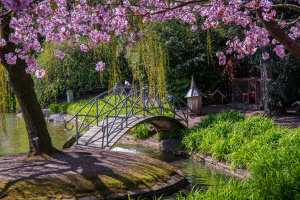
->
[0,149,165,199]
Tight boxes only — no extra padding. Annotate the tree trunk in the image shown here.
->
[0,13,57,157]
[4,60,58,156]
[261,65,287,116]
[256,9,300,60]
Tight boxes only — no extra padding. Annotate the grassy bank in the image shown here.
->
[160,110,300,199]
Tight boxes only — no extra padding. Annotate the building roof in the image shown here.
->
[291,101,300,107]
[210,87,226,98]
[185,76,204,98]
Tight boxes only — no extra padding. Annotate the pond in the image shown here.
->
[111,143,232,187]
[0,114,231,189]
[0,113,74,156]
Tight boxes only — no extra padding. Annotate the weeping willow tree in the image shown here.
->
[35,36,131,105]
[125,27,168,97]
[35,14,168,105]
[0,64,7,133]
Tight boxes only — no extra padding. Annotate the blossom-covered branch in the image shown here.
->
[0,0,300,78]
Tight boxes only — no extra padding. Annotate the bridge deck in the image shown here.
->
[72,115,154,150]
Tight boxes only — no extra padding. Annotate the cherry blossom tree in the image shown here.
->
[1,0,300,155]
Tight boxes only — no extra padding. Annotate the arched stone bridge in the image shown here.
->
[65,86,195,150]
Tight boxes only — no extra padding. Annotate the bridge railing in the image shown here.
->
[65,86,197,145]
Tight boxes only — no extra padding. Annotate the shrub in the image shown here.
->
[60,102,70,113]
[128,124,155,139]
[157,132,170,141]
[49,103,60,114]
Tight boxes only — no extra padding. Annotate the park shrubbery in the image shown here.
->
[35,40,131,106]
[156,110,300,199]
[49,102,70,114]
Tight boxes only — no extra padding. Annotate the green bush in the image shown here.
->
[49,103,60,114]
[34,39,131,106]
[60,102,70,113]
[128,124,155,139]
[157,132,169,141]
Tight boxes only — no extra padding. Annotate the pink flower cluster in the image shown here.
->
[5,53,17,65]
[95,61,105,71]
[2,0,35,16]
[273,45,286,58]
[216,51,226,66]
[0,0,299,72]
[0,39,7,46]
[35,69,46,78]
[262,52,270,60]
[80,44,89,53]
[55,50,66,59]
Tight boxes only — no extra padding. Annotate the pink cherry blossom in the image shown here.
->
[216,51,224,58]
[262,52,270,60]
[126,44,132,49]
[55,50,65,59]
[0,0,299,73]
[219,55,226,66]
[191,25,197,32]
[0,39,7,46]
[237,54,244,59]
[35,69,46,78]
[137,31,143,38]
[95,61,105,71]
[274,45,286,58]
[80,44,89,53]
[5,53,17,65]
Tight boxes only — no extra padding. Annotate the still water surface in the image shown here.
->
[0,114,231,187]
[111,143,232,186]
[0,113,74,156]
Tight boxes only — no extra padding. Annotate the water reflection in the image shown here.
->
[0,113,74,156]
[111,143,232,186]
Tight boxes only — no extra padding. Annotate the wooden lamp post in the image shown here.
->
[185,76,204,115]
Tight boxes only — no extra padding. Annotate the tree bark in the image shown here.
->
[256,9,300,60]
[1,13,57,156]
[5,60,58,156]
[261,65,287,116]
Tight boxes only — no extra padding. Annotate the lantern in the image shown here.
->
[185,76,204,115]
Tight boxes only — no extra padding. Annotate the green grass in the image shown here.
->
[161,110,300,199]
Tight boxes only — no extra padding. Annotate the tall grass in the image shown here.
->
[169,110,300,199]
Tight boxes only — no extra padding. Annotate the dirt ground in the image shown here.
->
[186,104,300,129]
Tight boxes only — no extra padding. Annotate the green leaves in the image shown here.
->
[175,111,300,199]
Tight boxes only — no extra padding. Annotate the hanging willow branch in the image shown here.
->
[0,64,7,134]
[126,26,167,99]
